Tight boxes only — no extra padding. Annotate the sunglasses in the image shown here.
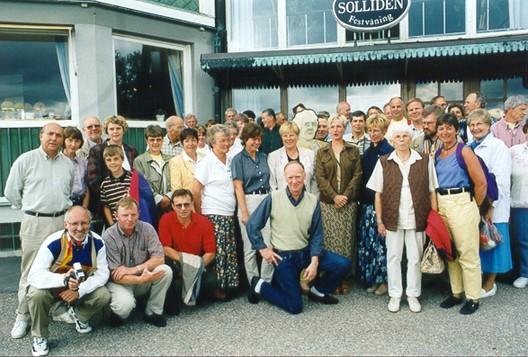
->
[173,202,192,209]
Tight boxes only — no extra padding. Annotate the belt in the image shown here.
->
[246,189,269,195]
[436,187,471,196]
[24,209,67,218]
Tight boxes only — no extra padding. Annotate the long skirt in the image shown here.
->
[320,201,357,267]
[480,222,513,273]
[357,203,387,285]
[205,214,239,290]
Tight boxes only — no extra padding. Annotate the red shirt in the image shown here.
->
[158,211,216,256]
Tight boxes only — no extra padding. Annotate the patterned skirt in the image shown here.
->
[357,203,387,285]
[320,202,357,264]
[205,214,239,290]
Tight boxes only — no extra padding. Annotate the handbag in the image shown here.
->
[421,239,445,274]
[479,217,502,251]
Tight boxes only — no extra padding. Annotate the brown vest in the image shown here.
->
[379,153,431,231]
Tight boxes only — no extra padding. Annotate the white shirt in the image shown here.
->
[367,149,437,230]
[267,146,317,194]
[194,151,236,216]
[510,142,528,208]
[227,137,244,161]
[474,134,511,222]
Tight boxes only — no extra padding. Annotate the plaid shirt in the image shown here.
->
[161,135,183,157]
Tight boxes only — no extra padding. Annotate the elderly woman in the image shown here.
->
[231,122,274,284]
[169,128,205,191]
[133,125,172,214]
[193,124,239,300]
[510,121,528,289]
[268,122,317,194]
[315,115,362,294]
[367,123,437,313]
[358,114,393,296]
[448,103,467,143]
[63,126,90,208]
[435,113,487,315]
[467,109,513,297]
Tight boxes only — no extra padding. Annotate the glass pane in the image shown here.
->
[232,88,281,115]
[480,79,504,99]
[416,82,438,102]
[114,38,179,120]
[325,11,338,43]
[0,32,70,120]
[230,0,278,51]
[286,0,335,47]
[489,0,509,30]
[440,81,463,101]
[424,0,444,35]
[507,77,528,96]
[409,2,424,36]
[288,86,338,119]
[476,0,488,31]
[445,0,465,33]
[346,83,401,113]
[487,100,504,112]
[346,26,400,41]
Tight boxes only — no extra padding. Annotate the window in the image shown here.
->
[286,0,336,47]
[0,30,71,120]
[229,0,278,51]
[114,37,186,121]
[416,81,463,103]
[288,86,338,118]
[480,77,528,111]
[346,83,401,113]
[346,27,400,43]
[232,88,280,114]
[477,0,528,32]
[409,0,465,37]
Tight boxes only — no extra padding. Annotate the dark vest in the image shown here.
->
[379,153,431,232]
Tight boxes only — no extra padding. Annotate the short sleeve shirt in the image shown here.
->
[100,170,132,215]
[231,149,271,193]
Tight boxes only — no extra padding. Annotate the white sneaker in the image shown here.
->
[52,311,75,324]
[407,297,422,313]
[11,318,29,339]
[31,337,49,356]
[68,307,92,334]
[513,277,528,289]
[388,297,400,313]
[480,284,497,298]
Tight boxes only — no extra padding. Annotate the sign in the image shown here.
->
[332,0,411,32]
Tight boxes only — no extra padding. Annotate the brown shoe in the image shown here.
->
[341,281,351,295]
[366,284,378,293]
[374,283,388,296]
[334,286,343,295]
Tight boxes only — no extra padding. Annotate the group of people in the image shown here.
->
[4,92,528,356]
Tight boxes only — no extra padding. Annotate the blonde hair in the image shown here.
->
[104,115,128,133]
[328,115,347,128]
[366,114,389,131]
[279,121,300,136]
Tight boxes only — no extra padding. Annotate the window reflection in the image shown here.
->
[346,83,401,113]
[409,0,465,37]
[286,0,337,46]
[288,86,338,118]
[477,0,528,32]
[230,0,278,51]
[232,88,280,115]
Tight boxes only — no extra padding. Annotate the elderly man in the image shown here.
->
[5,123,74,339]
[412,105,445,155]
[26,206,110,356]
[246,161,352,314]
[464,92,486,115]
[77,116,105,160]
[161,116,185,157]
[103,197,172,327]
[184,114,198,129]
[336,101,352,134]
[225,107,237,122]
[491,95,528,148]
[260,108,283,154]
[158,189,217,313]
[431,95,448,111]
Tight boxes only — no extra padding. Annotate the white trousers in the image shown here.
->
[385,229,425,298]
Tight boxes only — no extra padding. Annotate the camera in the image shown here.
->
[71,262,85,283]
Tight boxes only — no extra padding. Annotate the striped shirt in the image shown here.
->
[100,170,132,216]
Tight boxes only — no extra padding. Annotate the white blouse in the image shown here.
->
[510,142,528,208]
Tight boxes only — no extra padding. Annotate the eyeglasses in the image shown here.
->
[173,202,192,209]
[86,125,101,130]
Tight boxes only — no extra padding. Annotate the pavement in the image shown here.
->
[1,257,527,356]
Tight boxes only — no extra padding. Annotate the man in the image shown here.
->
[224,107,237,122]
[386,97,411,142]
[383,102,393,121]
[103,197,172,327]
[336,101,352,134]
[184,114,198,129]
[5,123,74,339]
[161,116,185,157]
[464,92,486,115]
[260,108,283,154]
[26,206,110,356]
[491,95,528,148]
[158,189,216,313]
[412,105,444,155]
[246,161,352,314]
[315,114,330,141]
[77,116,105,160]
[343,110,371,156]
[431,95,448,111]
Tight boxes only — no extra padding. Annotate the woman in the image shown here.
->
[232,122,274,284]
[63,126,89,208]
[315,115,362,294]
[510,121,528,289]
[268,122,317,194]
[467,109,512,297]
[367,123,437,313]
[193,124,239,300]
[196,125,210,156]
[448,103,467,143]
[357,114,393,296]
[169,128,205,191]
[435,113,487,315]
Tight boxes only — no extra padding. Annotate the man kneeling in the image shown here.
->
[27,206,110,356]
[246,161,352,314]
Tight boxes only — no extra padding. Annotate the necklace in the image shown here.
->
[442,142,457,152]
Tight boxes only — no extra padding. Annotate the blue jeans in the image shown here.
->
[511,208,528,277]
[260,248,351,314]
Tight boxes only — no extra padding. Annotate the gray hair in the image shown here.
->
[206,124,230,147]
[224,121,239,134]
[467,109,492,127]
[64,206,92,224]
[469,92,487,108]
[504,95,528,111]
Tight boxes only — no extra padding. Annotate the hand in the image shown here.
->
[241,211,250,225]
[111,265,136,281]
[259,247,282,266]
[59,289,80,304]
[303,261,318,282]
[68,276,80,291]
[377,222,386,237]
[333,195,348,209]
[140,268,165,283]
[159,196,171,209]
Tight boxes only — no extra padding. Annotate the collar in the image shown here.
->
[117,223,136,238]
[164,135,182,147]
[109,169,129,182]
[38,146,61,160]
[387,149,422,165]
[67,231,90,247]
[286,187,305,206]
[175,212,198,227]
[500,118,521,129]
[470,132,491,149]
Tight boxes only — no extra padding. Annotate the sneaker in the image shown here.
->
[440,295,463,309]
[144,313,167,327]
[460,299,479,315]
[407,297,422,313]
[513,277,528,289]
[31,337,49,356]
[480,284,497,298]
[68,307,92,334]
[374,283,388,296]
[388,297,400,312]
[52,311,75,324]
[11,318,29,339]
